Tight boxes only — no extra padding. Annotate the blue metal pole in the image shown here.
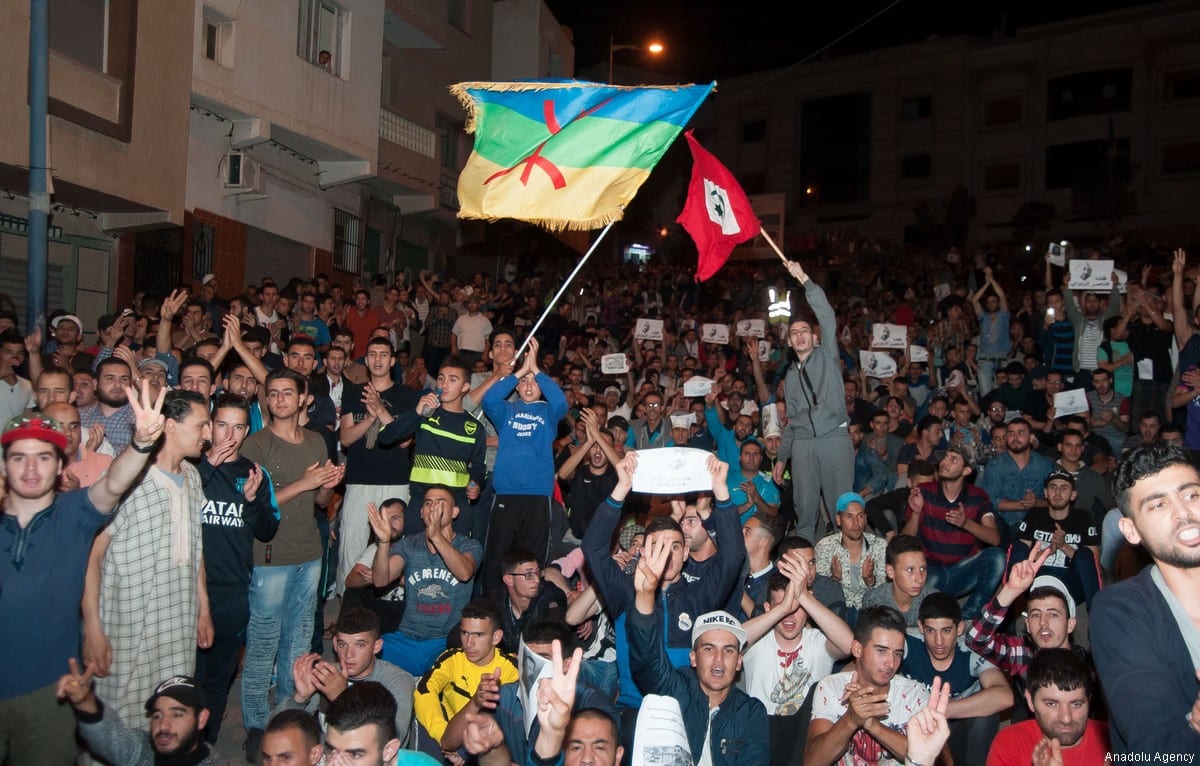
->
[27,0,49,335]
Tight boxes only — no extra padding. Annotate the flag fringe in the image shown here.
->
[449,80,714,134]
[457,208,625,232]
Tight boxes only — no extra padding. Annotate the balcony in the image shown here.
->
[379,109,436,158]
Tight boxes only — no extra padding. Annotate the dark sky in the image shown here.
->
[545,0,1164,83]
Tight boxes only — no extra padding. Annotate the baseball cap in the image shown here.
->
[51,314,83,332]
[762,423,783,439]
[145,675,206,713]
[835,491,866,513]
[1044,469,1076,488]
[139,357,169,375]
[618,518,645,551]
[1,414,69,451]
[201,273,217,285]
[604,386,621,397]
[691,610,747,651]
[941,444,975,471]
[1030,574,1076,618]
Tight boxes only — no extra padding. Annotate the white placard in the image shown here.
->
[1053,389,1089,418]
[634,318,663,341]
[631,447,714,495]
[700,323,730,345]
[871,323,907,350]
[679,318,696,331]
[601,353,629,375]
[682,376,715,397]
[518,640,552,736]
[1068,260,1114,291]
[933,283,951,302]
[669,413,695,430]
[859,350,898,378]
[1113,269,1129,294]
[909,345,929,363]
[757,339,771,362]
[633,695,693,766]
[1047,243,1067,266]
[735,319,766,338]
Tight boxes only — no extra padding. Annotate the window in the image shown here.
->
[1163,70,1200,102]
[192,222,214,280]
[436,112,463,170]
[983,161,1021,190]
[900,154,932,179]
[1047,68,1132,120]
[1045,139,1130,189]
[49,0,108,72]
[298,0,344,75]
[901,96,932,121]
[1162,141,1200,175]
[982,95,1023,128]
[333,209,363,273]
[448,0,470,33]
[742,120,766,143]
[202,8,233,68]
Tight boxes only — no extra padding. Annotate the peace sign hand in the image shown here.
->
[127,379,167,448]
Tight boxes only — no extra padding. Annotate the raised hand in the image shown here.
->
[846,686,890,729]
[206,433,239,467]
[830,556,844,582]
[862,555,875,585]
[127,379,167,448]
[312,659,349,700]
[365,502,393,543]
[24,325,42,357]
[1032,736,1065,766]
[55,658,97,706]
[161,289,188,321]
[242,464,263,501]
[634,536,672,596]
[291,652,320,701]
[784,260,809,284]
[706,454,729,486]
[614,451,638,491]
[906,676,951,765]
[58,468,81,492]
[536,639,584,733]
[1000,543,1055,605]
[83,423,105,454]
[472,667,502,712]
[462,710,505,756]
[908,485,926,516]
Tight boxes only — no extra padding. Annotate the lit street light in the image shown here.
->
[608,35,665,83]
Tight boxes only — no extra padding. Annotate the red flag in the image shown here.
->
[676,131,760,281]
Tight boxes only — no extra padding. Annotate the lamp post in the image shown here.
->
[608,35,664,83]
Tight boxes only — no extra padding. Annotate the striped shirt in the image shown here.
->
[1076,318,1104,370]
[905,481,995,566]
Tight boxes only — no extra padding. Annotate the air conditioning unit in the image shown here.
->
[222,152,267,199]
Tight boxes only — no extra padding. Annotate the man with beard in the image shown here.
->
[901,446,1004,621]
[80,357,135,452]
[966,546,1093,722]
[83,390,214,726]
[728,439,780,523]
[42,401,112,489]
[628,538,769,766]
[0,387,166,764]
[779,260,854,542]
[1092,442,1200,753]
[817,493,887,610]
[806,607,929,766]
[57,668,225,765]
[1014,470,1101,611]
[1054,428,1114,525]
[849,419,891,504]
[985,649,1110,765]
[978,418,1054,531]
[336,337,419,597]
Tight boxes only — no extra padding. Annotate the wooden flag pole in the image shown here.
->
[516,221,616,360]
[759,228,791,266]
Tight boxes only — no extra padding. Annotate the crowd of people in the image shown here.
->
[2,232,1200,766]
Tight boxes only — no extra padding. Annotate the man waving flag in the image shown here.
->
[677,130,760,281]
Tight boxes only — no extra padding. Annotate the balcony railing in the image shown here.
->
[379,109,435,159]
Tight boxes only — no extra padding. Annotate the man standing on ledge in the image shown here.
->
[779,259,854,542]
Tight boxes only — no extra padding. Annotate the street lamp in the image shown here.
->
[608,35,665,83]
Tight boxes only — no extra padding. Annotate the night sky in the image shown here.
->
[545,0,1164,83]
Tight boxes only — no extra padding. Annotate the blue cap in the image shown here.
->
[835,492,865,513]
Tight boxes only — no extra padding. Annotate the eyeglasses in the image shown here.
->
[989,406,1005,412]
[644,402,662,409]
[509,569,542,581]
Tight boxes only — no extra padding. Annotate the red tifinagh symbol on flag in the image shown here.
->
[483,97,614,189]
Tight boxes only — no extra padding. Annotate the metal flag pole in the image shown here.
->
[516,221,615,359]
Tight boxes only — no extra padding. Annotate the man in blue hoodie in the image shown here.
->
[480,337,568,593]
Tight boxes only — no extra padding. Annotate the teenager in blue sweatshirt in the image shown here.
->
[480,337,568,593]
[195,393,279,742]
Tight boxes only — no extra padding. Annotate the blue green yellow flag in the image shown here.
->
[449,80,714,231]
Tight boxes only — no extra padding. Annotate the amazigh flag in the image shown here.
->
[676,131,760,281]
[450,80,713,231]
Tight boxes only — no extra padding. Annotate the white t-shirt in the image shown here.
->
[451,312,492,353]
[810,671,929,766]
[740,627,836,715]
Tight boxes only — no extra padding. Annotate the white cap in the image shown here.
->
[51,314,83,331]
[201,273,217,285]
[691,610,747,650]
[1030,574,1076,618]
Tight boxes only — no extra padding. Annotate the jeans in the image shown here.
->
[241,559,321,731]
[977,358,1004,398]
[926,547,1006,621]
